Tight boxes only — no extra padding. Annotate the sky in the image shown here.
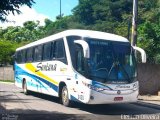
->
[0,0,78,28]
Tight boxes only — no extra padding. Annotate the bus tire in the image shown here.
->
[23,80,29,95]
[61,86,71,107]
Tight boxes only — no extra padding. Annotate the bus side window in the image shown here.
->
[15,50,26,64]
[52,39,67,64]
[43,42,52,61]
[21,50,26,63]
[14,53,17,63]
[34,45,43,62]
[16,51,21,63]
[26,47,34,63]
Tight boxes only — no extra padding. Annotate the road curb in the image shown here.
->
[138,96,160,101]
[0,81,14,84]
[133,101,160,110]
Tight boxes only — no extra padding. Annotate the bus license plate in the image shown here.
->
[114,97,123,101]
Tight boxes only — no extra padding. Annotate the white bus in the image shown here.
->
[14,29,146,106]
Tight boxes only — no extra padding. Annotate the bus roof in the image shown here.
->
[16,29,129,51]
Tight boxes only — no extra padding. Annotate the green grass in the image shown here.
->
[0,80,14,83]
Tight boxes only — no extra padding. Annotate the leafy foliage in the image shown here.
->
[138,22,160,63]
[0,0,35,22]
[0,40,18,65]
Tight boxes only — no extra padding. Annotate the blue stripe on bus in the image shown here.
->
[70,95,82,103]
[15,65,58,92]
[92,81,113,90]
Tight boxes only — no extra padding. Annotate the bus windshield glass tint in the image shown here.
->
[86,38,137,84]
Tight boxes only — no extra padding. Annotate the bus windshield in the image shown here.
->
[67,36,137,84]
[86,38,137,84]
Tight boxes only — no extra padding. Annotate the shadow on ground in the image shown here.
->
[28,92,160,115]
[0,103,92,120]
[0,110,90,120]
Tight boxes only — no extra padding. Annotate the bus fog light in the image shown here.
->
[90,96,94,100]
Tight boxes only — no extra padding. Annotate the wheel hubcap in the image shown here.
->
[62,88,68,103]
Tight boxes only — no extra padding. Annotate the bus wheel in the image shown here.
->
[23,80,28,95]
[61,86,70,107]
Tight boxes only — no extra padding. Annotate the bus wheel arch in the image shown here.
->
[58,82,71,107]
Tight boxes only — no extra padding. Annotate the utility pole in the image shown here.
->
[60,0,62,18]
[131,0,138,46]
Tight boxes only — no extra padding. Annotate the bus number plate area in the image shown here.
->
[114,97,123,101]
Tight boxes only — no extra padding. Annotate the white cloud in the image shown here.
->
[0,6,49,28]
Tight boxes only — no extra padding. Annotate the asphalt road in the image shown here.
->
[0,82,160,120]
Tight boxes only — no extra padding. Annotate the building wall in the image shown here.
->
[138,63,160,95]
[0,64,160,95]
[0,66,14,81]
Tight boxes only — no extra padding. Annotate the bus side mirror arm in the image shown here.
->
[74,40,90,58]
[132,46,146,63]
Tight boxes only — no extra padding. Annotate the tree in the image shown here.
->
[0,21,45,42]
[137,0,160,63]
[138,22,160,64]
[72,0,96,25]
[72,0,133,25]
[23,21,44,41]
[43,19,55,36]
[0,0,35,22]
[44,16,87,36]
[0,40,18,65]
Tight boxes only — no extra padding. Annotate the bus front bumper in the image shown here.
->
[88,89,138,104]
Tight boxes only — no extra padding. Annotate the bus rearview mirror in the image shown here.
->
[132,46,146,63]
[74,40,90,58]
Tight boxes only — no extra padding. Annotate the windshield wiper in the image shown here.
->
[107,61,131,83]
[118,63,131,83]
[108,62,118,76]
[108,43,131,83]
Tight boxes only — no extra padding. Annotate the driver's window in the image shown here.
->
[75,44,85,74]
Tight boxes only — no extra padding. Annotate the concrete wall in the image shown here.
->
[138,63,160,95]
[0,64,160,95]
[0,66,14,81]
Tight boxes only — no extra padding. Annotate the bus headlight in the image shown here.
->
[82,81,106,92]
[90,85,105,91]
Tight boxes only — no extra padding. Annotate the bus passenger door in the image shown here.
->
[74,44,86,101]
[73,40,90,102]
